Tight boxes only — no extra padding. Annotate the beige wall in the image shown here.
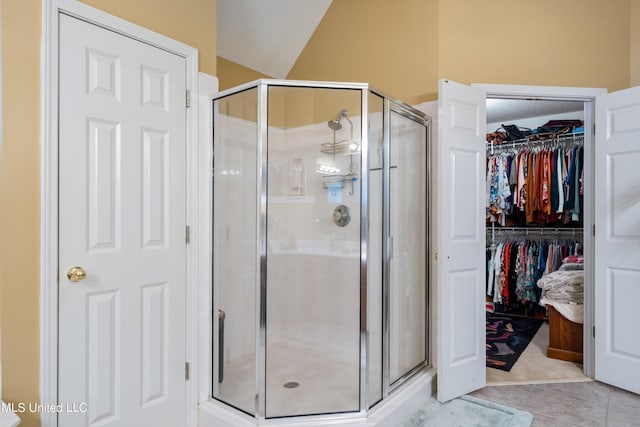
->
[438,0,630,91]
[0,1,216,426]
[1,1,41,425]
[287,0,439,105]
[217,56,271,91]
[218,0,634,99]
[631,0,640,86]
[213,0,439,127]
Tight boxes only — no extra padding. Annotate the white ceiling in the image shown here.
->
[487,98,583,125]
[217,0,332,78]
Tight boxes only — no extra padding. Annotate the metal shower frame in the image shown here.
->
[211,79,432,423]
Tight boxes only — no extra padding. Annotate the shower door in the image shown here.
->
[388,103,428,386]
[368,95,429,401]
[264,86,362,417]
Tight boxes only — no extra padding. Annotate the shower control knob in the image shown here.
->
[332,205,351,227]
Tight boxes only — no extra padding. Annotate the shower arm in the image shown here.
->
[343,114,354,143]
[336,110,354,142]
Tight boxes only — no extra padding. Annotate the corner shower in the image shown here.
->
[211,80,429,422]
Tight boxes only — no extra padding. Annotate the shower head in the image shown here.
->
[327,109,349,131]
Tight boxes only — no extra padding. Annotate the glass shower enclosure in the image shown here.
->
[211,80,429,420]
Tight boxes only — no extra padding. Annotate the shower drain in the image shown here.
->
[283,381,300,389]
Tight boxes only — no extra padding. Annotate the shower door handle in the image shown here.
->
[218,309,226,383]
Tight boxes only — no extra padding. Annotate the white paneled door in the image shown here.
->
[594,86,640,395]
[58,14,187,426]
[436,80,486,402]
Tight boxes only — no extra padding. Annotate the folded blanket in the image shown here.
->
[537,270,584,305]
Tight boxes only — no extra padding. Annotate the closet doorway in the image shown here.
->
[437,80,640,402]
[484,97,589,385]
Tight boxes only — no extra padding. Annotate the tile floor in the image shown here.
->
[470,381,640,427]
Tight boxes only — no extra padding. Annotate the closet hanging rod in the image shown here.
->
[487,226,583,236]
[487,132,584,155]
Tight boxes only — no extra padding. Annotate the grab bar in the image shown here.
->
[218,309,226,383]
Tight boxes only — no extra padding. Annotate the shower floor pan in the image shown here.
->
[218,342,360,417]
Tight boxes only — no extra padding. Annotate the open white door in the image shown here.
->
[594,86,640,394]
[436,80,486,401]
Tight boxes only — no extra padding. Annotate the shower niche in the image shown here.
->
[211,80,430,422]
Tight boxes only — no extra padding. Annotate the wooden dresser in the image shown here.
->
[547,305,584,364]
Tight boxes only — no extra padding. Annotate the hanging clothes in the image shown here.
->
[486,154,512,225]
[486,133,585,317]
[485,236,581,314]
[485,136,584,227]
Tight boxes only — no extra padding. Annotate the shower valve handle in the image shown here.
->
[332,205,351,227]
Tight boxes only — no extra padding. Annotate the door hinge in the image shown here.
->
[593,123,596,135]
[185,225,191,244]
[186,89,191,108]
[185,362,190,380]
[593,224,596,236]
[593,325,596,338]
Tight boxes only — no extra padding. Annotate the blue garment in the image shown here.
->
[564,147,576,211]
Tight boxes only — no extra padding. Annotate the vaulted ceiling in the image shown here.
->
[216,0,332,78]
[216,2,585,123]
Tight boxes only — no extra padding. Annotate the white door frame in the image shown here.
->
[471,83,606,379]
[40,1,199,426]
[196,72,218,407]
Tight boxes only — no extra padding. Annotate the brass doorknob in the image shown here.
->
[67,266,87,282]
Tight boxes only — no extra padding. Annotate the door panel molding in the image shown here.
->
[436,80,486,402]
[41,1,198,426]
[594,86,640,394]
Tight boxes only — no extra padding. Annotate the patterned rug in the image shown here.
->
[486,313,543,371]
